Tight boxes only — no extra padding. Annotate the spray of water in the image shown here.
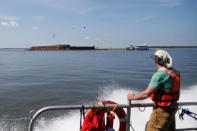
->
[34,112,80,131]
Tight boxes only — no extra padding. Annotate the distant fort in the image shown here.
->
[28,44,95,51]
[28,44,197,51]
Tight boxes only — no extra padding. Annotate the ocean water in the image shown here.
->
[0,48,197,131]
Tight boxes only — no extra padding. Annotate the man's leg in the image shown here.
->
[146,107,177,131]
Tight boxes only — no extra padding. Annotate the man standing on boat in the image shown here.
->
[127,50,180,131]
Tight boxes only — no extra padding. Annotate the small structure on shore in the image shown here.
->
[28,44,95,51]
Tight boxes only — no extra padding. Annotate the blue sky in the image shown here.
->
[0,0,196,48]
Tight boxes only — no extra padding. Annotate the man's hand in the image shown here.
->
[127,86,156,101]
[127,92,135,100]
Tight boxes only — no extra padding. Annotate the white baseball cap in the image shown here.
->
[153,50,172,68]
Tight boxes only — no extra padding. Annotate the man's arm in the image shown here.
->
[127,86,157,100]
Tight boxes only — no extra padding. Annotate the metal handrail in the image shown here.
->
[28,101,197,131]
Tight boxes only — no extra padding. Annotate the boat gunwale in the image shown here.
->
[28,102,197,131]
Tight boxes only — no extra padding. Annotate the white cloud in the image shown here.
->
[142,14,160,21]
[32,26,39,30]
[0,21,19,27]
[126,0,183,8]
[1,21,9,27]
[84,36,89,40]
[95,37,101,41]
[157,0,183,7]
[10,21,19,27]
[32,16,45,21]
[29,0,103,16]
[77,8,93,16]
[0,15,19,28]
[0,16,18,21]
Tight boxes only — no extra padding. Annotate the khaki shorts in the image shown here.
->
[146,107,177,131]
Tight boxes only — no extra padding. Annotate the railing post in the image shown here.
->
[126,100,131,131]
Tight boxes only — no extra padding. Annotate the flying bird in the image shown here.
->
[52,33,56,39]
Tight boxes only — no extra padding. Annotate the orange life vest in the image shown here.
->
[150,67,180,107]
[81,108,105,131]
[81,101,126,131]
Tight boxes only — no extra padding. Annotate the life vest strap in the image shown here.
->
[156,91,179,95]
[154,98,178,102]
